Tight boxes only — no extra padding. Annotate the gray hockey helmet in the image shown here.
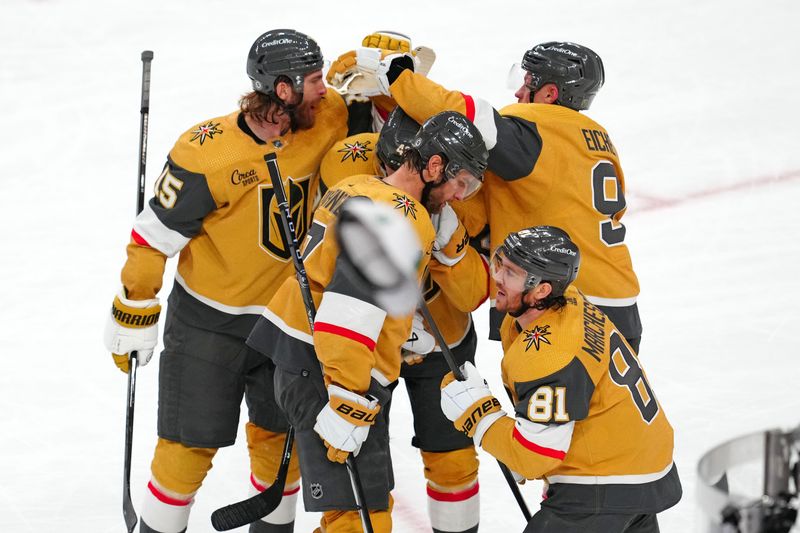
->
[410,111,488,186]
[521,41,604,111]
[247,29,324,96]
[376,107,421,171]
[496,225,581,297]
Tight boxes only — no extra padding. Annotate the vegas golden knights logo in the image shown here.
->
[259,174,312,261]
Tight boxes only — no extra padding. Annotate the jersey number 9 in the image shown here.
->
[591,161,626,247]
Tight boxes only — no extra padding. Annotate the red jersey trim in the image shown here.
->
[131,228,151,247]
[315,321,377,351]
[513,426,567,460]
[461,93,476,122]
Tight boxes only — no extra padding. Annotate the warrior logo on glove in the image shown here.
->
[111,301,160,327]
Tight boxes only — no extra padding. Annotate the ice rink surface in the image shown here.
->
[2,0,799,531]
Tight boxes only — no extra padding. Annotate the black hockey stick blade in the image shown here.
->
[123,496,138,533]
[210,484,284,531]
[210,428,292,531]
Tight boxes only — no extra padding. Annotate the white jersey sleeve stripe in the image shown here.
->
[514,417,574,458]
[461,93,498,150]
[133,202,190,258]
[315,291,387,345]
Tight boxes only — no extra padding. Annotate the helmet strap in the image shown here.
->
[283,90,306,133]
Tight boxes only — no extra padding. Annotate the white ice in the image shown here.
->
[1,0,799,531]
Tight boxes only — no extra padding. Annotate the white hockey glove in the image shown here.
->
[326,47,415,98]
[361,31,436,76]
[314,384,381,464]
[431,204,469,267]
[440,362,505,445]
[103,288,161,373]
[402,312,436,366]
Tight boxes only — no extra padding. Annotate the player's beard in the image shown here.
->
[423,180,449,214]
[287,97,318,132]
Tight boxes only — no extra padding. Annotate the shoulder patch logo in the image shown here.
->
[189,122,223,145]
[338,140,372,162]
[392,193,418,219]
[523,324,552,351]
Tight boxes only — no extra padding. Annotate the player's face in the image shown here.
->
[491,251,531,312]
[515,72,535,103]
[425,170,481,214]
[292,70,327,130]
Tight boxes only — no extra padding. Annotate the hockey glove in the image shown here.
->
[362,31,412,53]
[401,312,436,366]
[103,288,161,373]
[314,384,381,464]
[441,362,505,444]
[431,204,469,267]
[326,48,414,99]
[361,31,436,77]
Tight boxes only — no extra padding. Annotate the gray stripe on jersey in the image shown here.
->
[149,157,217,238]
[487,112,543,181]
[513,357,595,423]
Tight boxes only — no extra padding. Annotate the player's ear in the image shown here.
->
[533,282,553,301]
[542,83,559,103]
[425,154,445,183]
[275,79,294,102]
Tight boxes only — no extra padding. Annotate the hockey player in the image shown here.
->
[246,111,488,533]
[328,42,644,352]
[319,106,489,533]
[103,29,350,533]
[439,227,681,533]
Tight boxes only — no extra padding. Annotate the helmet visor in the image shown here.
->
[445,167,483,200]
[507,63,527,91]
[490,249,539,293]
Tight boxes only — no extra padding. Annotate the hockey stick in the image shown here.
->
[210,153,374,533]
[123,49,153,533]
[417,301,533,522]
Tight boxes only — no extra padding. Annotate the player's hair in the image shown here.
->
[399,145,431,176]
[530,288,567,311]
[239,76,293,125]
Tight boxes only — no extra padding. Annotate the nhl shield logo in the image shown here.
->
[309,482,323,500]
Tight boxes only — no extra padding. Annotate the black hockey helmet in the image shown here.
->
[247,29,324,96]
[376,107,421,171]
[521,42,604,111]
[409,111,488,194]
[495,225,580,297]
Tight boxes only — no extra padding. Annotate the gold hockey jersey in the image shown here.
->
[484,103,638,303]
[388,70,640,308]
[318,135,488,350]
[120,96,348,338]
[248,174,436,393]
[479,286,680,514]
